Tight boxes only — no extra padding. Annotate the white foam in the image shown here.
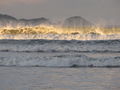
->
[0,34,120,40]
[0,52,120,67]
[0,39,120,67]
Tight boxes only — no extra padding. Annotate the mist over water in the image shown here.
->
[0,25,120,40]
[0,1,120,90]
[0,23,120,67]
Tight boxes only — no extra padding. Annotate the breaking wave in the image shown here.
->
[0,25,120,40]
[0,25,120,67]
[0,39,120,67]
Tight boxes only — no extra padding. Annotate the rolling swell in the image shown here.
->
[0,39,120,52]
[0,39,120,67]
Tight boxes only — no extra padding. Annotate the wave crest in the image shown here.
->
[0,25,120,40]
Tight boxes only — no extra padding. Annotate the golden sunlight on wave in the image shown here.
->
[0,25,120,40]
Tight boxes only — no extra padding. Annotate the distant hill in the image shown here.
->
[0,14,17,26]
[63,16,92,28]
[19,17,51,26]
[0,14,51,26]
[0,14,93,27]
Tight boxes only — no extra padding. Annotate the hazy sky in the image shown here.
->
[0,0,120,25]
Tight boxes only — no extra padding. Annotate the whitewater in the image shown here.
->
[1,25,120,90]
[0,39,120,67]
[0,25,120,67]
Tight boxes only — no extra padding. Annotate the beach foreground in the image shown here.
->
[0,67,120,90]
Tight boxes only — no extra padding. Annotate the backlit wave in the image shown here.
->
[0,25,120,40]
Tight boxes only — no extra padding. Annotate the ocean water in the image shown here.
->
[0,39,120,67]
[0,38,120,90]
[0,67,120,90]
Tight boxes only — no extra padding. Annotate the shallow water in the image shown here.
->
[0,39,120,90]
[0,39,120,67]
[0,67,120,90]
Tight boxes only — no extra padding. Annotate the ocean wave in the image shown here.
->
[0,25,120,40]
[0,49,120,53]
[0,34,120,40]
[0,39,120,52]
[0,54,120,67]
[0,39,120,67]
